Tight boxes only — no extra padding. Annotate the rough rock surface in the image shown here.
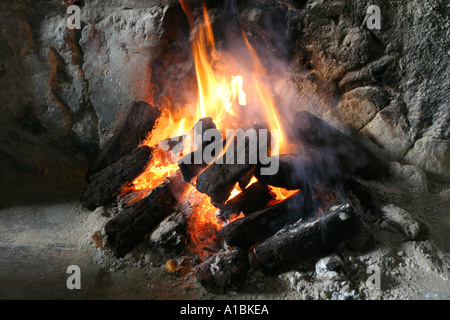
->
[270,0,448,178]
[380,204,421,240]
[386,161,428,192]
[0,0,168,174]
[0,0,448,181]
[79,2,167,147]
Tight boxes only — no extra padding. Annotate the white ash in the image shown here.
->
[315,254,345,280]
[386,162,428,192]
[380,204,421,240]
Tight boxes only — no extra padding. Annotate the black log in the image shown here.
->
[149,211,189,255]
[293,111,385,180]
[177,135,224,184]
[80,146,153,211]
[195,126,271,206]
[117,188,152,207]
[218,182,275,220]
[158,135,185,154]
[86,101,161,180]
[196,248,250,292]
[159,117,218,166]
[251,203,359,273]
[218,190,318,249]
[104,170,189,258]
[255,152,350,191]
[177,118,221,183]
[196,161,255,207]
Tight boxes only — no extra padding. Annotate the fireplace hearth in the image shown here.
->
[0,0,448,300]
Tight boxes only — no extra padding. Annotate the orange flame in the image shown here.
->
[226,176,259,202]
[122,1,296,258]
[128,109,196,191]
[270,186,298,201]
[188,3,248,126]
[228,212,245,223]
[240,31,288,155]
[186,189,222,259]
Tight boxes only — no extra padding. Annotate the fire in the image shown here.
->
[186,189,222,259]
[129,1,291,192]
[225,176,296,204]
[144,108,195,148]
[228,212,245,223]
[122,1,297,258]
[130,154,179,191]
[129,109,195,191]
[185,2,248,125]
[270,186,298,201]
[226,176,258,202]
[227,183,242,202]
[241,31,288,155]
[180,0,287,145]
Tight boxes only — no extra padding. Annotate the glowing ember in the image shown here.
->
[122,108,196,191]
[227,183,242,201]
[130,148,179,191]
[143,108,195,148]
[270,186,298,201]
[165,259,182,273]
[228,212,245,223]
[246,176,258,187]
[225,176,259,202]
[186,189,222,259]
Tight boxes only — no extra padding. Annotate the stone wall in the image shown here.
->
[0,0,448,179]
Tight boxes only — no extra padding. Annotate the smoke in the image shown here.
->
[184,0,374,213]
